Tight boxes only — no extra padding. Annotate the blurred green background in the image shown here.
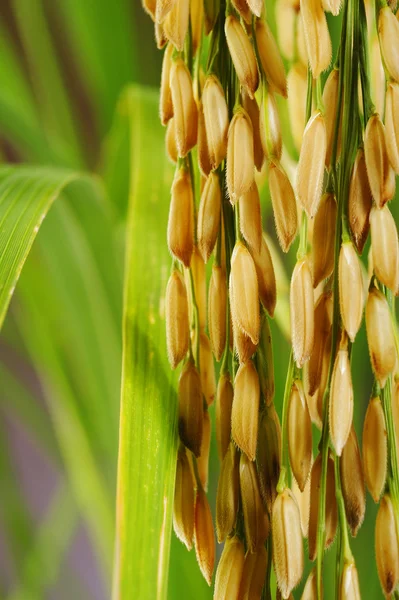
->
[0,0,390,598]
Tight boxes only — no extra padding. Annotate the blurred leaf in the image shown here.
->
[101,96,131,218]
[56,0,138,136]
[112,85,178,600]
[11,0,84,167]
[0,23,62,164]
[0,419,34,572]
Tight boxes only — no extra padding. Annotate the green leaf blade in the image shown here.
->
[0,166,79,329]
[113,86,178,600]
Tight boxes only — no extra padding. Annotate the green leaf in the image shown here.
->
[113,85,178,600]
[0,165,120,590]
[11,0,84,167]
[0,24,55,164]
[56,0,139,134]
[0,166,79,330]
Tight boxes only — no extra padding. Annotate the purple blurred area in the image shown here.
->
[0,343,107,599]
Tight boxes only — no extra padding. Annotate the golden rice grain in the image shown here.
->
[239,182,263,253]
[378,6,399,83]
[287,62,307,153]
[165,269,189,369]
[197,171,221,263]
[323,68,340,167]
[216,441,240,542]
[239,546,268,600]
[197,100,212,176]
[202,75,229,170]
[385,82,399,174]
[173,447,195,549]
[160,43,174,124]
[178,360,203,456]
[163,0,189,50]
[364,113,395,208]
[231,360,260,461]
[260,90,282,160]
[329,342,354,456]
[339,562,361,599]
[256,20,287,97]
[250,236,277,318]
[156,0,175,23]
[362,396,387,503]
[230,241,260,345]
[340,426,366,537]
[268,159,298,252]
[301,0,332,78]
[348,148,372,254]
[307,292,332,396]
[226,109,255,202]
[214,536,245,600]
[292,475,311,539]
[365,286,396,388]
[288,382,312,491]
[257,406,281,512]
[190,0,203,55]
[208,266,227,362]
[165,117,178,163]
[240,452,270,552]
[290,258,315,367]
[272,488,304,599]
[242,91,265,171]
[338,242,364,342]
[301,568,319,599]
[194,486,215,585]
[296,111,327,218]
[225,15,259,98]
[312,193,337,287]
[375,494,399,595]
[170,58,198,157]
[370,204,399,294]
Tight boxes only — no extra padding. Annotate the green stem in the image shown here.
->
[315,77,324,112]
[359,0,375,122]
[297,211,308,259]
[334,455,353,562]
[188,268,201,369]
[381,376,399,544]
[316,0,360,594]
[276,351,294,493]
[306,67,313,122]
[262,538,273,600]
[234,201,242,242]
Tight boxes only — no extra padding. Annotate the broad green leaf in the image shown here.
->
[0,166,77,329]
[113,85,178,600]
